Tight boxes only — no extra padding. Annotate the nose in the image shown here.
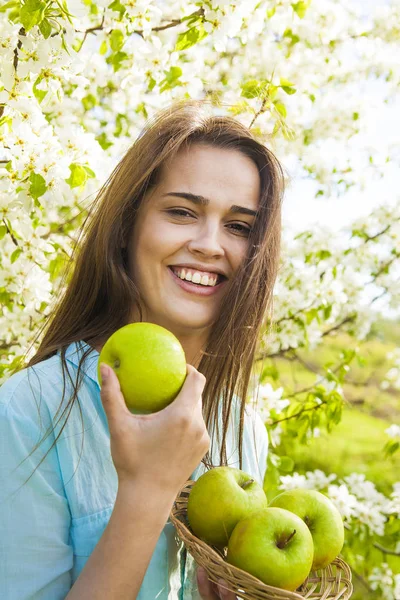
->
[187,220,225,258]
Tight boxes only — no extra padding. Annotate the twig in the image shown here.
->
[2,219,19,247]
[350,567,373,592]
[373,542,400,556]
[248,97,267,129]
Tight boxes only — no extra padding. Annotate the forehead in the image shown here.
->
[156,144,260,209]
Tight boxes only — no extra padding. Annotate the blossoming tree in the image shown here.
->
[1,0,399,596]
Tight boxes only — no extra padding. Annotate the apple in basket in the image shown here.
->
[187,467,268,548]
[226,507,314,591]
[269,488,345,570]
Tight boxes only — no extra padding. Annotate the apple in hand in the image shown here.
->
[187,467,268,548]
[227,507,314,591]
[269,488,344,570]
[97,322,187,414]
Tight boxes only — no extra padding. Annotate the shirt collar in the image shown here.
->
[60,341,100,387]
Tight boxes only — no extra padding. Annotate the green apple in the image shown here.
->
[269,488,344,570]
[97,322,187,414]
[187,466,268,548]
[227,507,314,591]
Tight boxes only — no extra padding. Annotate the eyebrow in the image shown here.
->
[162,192,258,217]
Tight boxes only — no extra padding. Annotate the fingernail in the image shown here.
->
[100,363,109,383]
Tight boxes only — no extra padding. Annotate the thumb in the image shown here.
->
[172,364,206,410]
[99,363,130,420]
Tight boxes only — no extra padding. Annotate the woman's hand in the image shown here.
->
[197,566,238,599]
[99,362,210,496]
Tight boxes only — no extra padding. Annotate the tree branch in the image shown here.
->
[257,315,357,362]
[13,27,24,72]
[75,8,205,48]
[373,542,400,557]
[2,219,19,247]
[270,401,326,426]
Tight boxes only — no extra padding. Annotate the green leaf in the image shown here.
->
[280,78,295,88]
[292,1,311,18]
[82,94,97,110]
[33,75,47,103]
[260,362,279,382]
[106,50,128,72]
[29,172,47,200]
[273,100,287,118]
[283,28,300,46]
[159,66,183,92]
[297,415,311,443]
[99,39,108,55]
[108,0,126,18]
[83,165,95,178]
[264,455,281,501]
[278,456,295,473]
[110,29,124,52]
[384,440,399,457]
[19,0,46,31]
[11,247,23,264]
[281,85,297,95]
[241,79,269,100]
[39,17,51,38]
[0,0,19,12]
[266,7,276,17]
[95,132,113,150]
[175,24,208,51]
[114,112,128,137]
[305,307,320,325]
[148,75,156,92]
[65,163,87,188]
[0,225,7,240]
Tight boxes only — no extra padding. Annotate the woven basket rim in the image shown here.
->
[170,480,353,600]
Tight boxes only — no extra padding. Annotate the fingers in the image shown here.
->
[197,567,238,600]
[197,567,218,599]
[99,363,130,421]
[217,579,238,599]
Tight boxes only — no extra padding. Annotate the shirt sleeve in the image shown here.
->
[0,374,73,600]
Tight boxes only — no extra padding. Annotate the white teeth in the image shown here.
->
[173,268,218,287]
[192,272,201,284]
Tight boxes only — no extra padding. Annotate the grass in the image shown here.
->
[279,407,399,495]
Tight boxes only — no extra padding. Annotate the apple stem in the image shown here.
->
[241,479,254,489]
[277,529,296,549]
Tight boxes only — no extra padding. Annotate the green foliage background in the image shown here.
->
[264,318,400,598]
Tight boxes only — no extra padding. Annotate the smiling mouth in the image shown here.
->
[167,267,228,294]
[168,266,227,286]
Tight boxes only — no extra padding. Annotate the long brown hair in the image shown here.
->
[18,98,285,475]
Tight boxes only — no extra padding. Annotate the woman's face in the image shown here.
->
[127,143,260,339]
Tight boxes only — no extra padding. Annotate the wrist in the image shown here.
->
[117,477,179,511]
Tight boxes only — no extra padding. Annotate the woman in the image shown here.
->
[0,99,284,599]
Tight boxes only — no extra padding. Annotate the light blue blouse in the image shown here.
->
[0,341,269,600]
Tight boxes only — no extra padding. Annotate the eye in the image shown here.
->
[166,208,194,218]
[227,223,252,236]
[166,208,251,236]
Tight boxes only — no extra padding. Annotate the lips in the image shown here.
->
[167,266,227,296]
[169,266,226,283]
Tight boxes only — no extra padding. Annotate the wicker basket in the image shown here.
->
[170,481,353,600]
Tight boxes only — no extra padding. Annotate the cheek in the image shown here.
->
[132,219,185,268]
